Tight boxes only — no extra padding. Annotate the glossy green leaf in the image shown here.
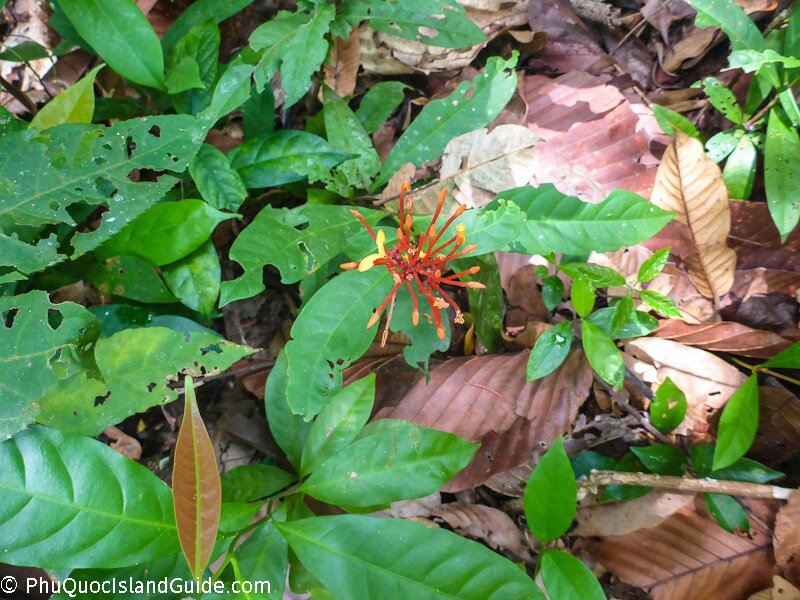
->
[723,134,757,198]
[650,377,687,433]
[30,64,102,130]
[778,88,800,128]
[601,452,652,501]
[166,21,220,115]
[582,320,624,388]
[452,253,504,352]
[243,83,275,140]
[264,350,312,470]
[523,436,576,542]
[704,493,749,533]
[217,520,287,599]
[165,56,204,94]
[711,457,784,483]
[221,204,384,305]
[37,327,254,436]
[652,104,702,139]
[376,54,518,187]
[356,81,409,134]
[0,291,99,440]
[690,442,715,476]
[88,254,178,303]
[59,0,166,89]
[221,464,295,503]
[701,77,743,124]
[231,130,353,189]
[765,107,800,241]
[713,374,759,470]
[99,199,235,266]
[162,0,254,53]
[0,40,52,61]
[640,289,682,317]
[584,307,658,339]
[705,128,744,162]
[728,48,800,72]
[561,263,626,287]
[571,450,616,478]
[277,515,539,599]
[571,277,594,317]
[760,340,800,369]
[541,550,605,600]
[0,426,178,568]
[542,275,564,310]
[299,422,477,506]
[631,445,687,476]
[250,5,335,107]
[637,248,670,282]
[611,295,633,336]
[495,185,673,255]
[300,375,375,476]
[203,57,253,123]
[685,0,766,52]
[527,322,573,381]
[162,241,221,316]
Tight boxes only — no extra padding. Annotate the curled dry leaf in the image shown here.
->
[375,350,592,491]
[582,498,775,600]
[431,502,532,561]
[324,27,362,97]
[653,320,793,359]
[748,576,800,600]
[103,425,142,461]
[751,386,800,465]
[651,132,736,303]
[624,337,746,436]
[573,490,694,537]
[775,491,800,587]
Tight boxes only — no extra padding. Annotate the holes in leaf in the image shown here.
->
[47,308,63,330]
[94,391,111,406]
[147,382,156,392]
[200,343,223,355]
[125,136,137,159]
[94,156,108,166]
[148,125,161,138]
[3,307,18,328]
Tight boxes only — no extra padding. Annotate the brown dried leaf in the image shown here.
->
[173,378,222,579]
[375,350,592,491]
[775,491,800,587]
[324,28,361,97]
[653,320,792,359]
[103,425,142,461]
[574,490,694,537]
[751,387,800,465]
[583,499,775,600]
[651,132,736,301]
[730,200,800,273]
[432,503,532,561]
[646,264,716,323]
[748,576,800,600]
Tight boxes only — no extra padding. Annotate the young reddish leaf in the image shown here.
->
[173,376,221,579]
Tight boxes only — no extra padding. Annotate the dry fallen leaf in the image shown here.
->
[103,425,143,461]
[650,132,736,303]
[573,490,694,537]
[323,28,361,97]
[751,387,800,465]
[775,491,800,587]
[653,320,792,359]
[748,576,800,600]
[730,200,800,274]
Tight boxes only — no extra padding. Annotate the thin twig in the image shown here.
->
[0,73,37,114]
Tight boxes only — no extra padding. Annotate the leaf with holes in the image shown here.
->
[0,425,178,568]
[650,377,687,433]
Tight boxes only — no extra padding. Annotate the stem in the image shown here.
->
[729,356,800,386]
[0,73,38,115]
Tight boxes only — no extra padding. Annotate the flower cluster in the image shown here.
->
[342,183,485,346]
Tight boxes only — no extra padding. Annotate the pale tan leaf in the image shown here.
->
[775,491,800,587]
[573,491,693,537]
[324,28,361,97]
[653,320,793,359]
[173,377,222,579]
[582,499,775,600]
[650,131,736,301]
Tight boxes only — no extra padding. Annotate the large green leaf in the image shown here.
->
[37,327,254,435]
[264,350,312,470]
[0,291,99,440]
[221,464,295,503]
[215,520,287,599]
[221,204,384,305]
[230,130,353,189]
[250,5,335,107]
[162,0,254,53]
[276,515,539,599]
[0,426,178,568]
[765,107,800,241]
[299,421,477,506]
[541,550,605,600]
[30,64,102,130]
[493,185,673,255]
[713,374,759,470]
[189,144,248,211]
[333,0,485,48]
[0,115,204,275]
[376,54,518,187]
[523,436,576,542]
[58,0,166,89]
[760,340,800,369]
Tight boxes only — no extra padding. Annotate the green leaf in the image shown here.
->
[704,493,749,533]
[722,134,757,198]
[640,289,682,317]
[231,130,353,189]
[713,374,759,470]
[98,199,235,266]
[451,253,504,352]
[650,377,687,433]
[495,185,673,255]
[221,464,295,502]
[600,451,652,502]
[701,77,743,124]
[276,515,539,599]
[162,240,221,316]
[165,56,204,94]
[685,0,766,52]
[765,107,800,241]
[705,128,744,162]
[30,64,102,130]
[0,291,99,440]
[166,21,220,115]
[571,276,594,317]
[284,269,393,418]
[300,375,375,476]
[37,327,254,436]
[220,204,384,305]
[299,422,477,506]
[87,254,178,303]
[690,443,715,476]
[711,457,784,483]
[334,0,486,48]
[250,5,335,107]
[560,263,626,287]
[611,295,633,336]
[542,275,564,310]
[523,436,576,542]
[571,450,616,478]
[218,520,287,599]
[0,40,52,61]
[0,114,204,274]
[356,81,409,134]
[203,57,253,123]
[376,53,518,187]
[264,349,312,470]
[760,340,800,369]
[638,248,670,283]
[162,0,254,53]
[652,104,702,140]
[728,48,800,72]
[541,550,605,600]
[243,83,275,140]
[527,322,573,381]
[0,425,178,568]
[778,88,800,128]
[58,0,166,89]
[584,307,658,339]
[390,278,451,371]
[581,320,624,388]
[630,445,687,476]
